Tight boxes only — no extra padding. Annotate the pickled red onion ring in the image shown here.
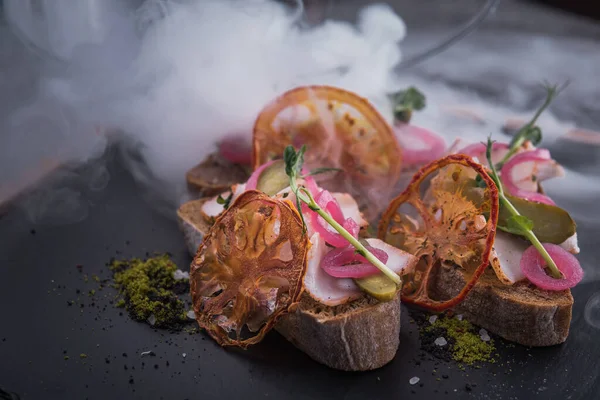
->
[520,243,583,290]
[303,189,360,247]
[246,160,276,191]
[301,168,319,196]
[321,246,389,278]
[314,190,344,223]
[501,149,556,205]
[218,135,252,165]
[394,124,446,167]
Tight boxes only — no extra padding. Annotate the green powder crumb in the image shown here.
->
[88,290,96,297]
[109,254,189,329]
[425,314,496,365]
[79,353,87,359]
[183,326,199,335]
[64,356,70,361]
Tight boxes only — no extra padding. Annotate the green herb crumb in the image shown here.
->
[425,315,496,365]
[64,356,70,361]
[109,254,189,329]
[80,353,87,359]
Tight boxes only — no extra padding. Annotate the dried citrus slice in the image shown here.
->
[252,85,402,218]
[190,190,308,348]
[378,154,499,312]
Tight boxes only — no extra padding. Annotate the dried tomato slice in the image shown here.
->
[252,85,402,218]
[377,154,499,312]
[190,190,308,347]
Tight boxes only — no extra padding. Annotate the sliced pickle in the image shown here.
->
[354,274,398,302]
[256,160,290,196]
[499,194,576,244]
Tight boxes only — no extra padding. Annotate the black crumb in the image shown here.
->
[30,229,36,235]
[172,281,190,296]
[154,364,159,369]
[465,384,473,392]
[129,378,134,384]
[76,265,83,272]
[123,353,128,357]
[410,310,455,362]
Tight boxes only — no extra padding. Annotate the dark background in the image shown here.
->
[1,1,600,399]
[536,0,600,20]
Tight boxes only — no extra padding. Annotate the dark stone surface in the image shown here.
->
[1,1,600,399]
[1,145,599,399]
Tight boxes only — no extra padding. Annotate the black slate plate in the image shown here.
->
[2,1,600,399]
[1,145,599,400]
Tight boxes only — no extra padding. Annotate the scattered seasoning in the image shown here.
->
[479,328,491,342]
[80,354,88,359]
[414,311,496,365]
[423,313,496,365]
[409,377,420,385]
[109,254,193,330]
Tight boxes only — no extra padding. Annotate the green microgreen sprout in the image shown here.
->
[284,145,401,285]
[485,138,562,279]
[389,86,426,123]
[495,81,568,169]
[217,191,233,209]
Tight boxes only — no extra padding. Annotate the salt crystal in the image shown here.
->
[140,351,155,357]
[435,337,447,346]
[186,310,196,320]
[173,270,190,281]
[456,314,463,321]
[182,353,187,358]
[147,314,156,326]
[479,328,491,342]
[409,377,420,385]
[428,315,438,324]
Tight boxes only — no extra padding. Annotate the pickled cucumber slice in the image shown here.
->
[354,274,399,302]
[499,194,576,244]
[256,160,289,196]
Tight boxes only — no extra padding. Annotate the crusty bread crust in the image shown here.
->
[276,293,401,371]
[431,263,573,347]
[177,198,213,256]
[177,198,401,370]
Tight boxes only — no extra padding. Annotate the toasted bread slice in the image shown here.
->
[431,262,573,347]
[177,198,401,370]
[186,153,249,196]
[276,293,400,371]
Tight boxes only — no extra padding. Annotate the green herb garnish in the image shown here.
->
[485,138,562,279]
[389,86,426,123]
[217,191,233,209]
[496,82,568,169]
[284,145,401,285]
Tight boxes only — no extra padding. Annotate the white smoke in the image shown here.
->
[1,0,599,222]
